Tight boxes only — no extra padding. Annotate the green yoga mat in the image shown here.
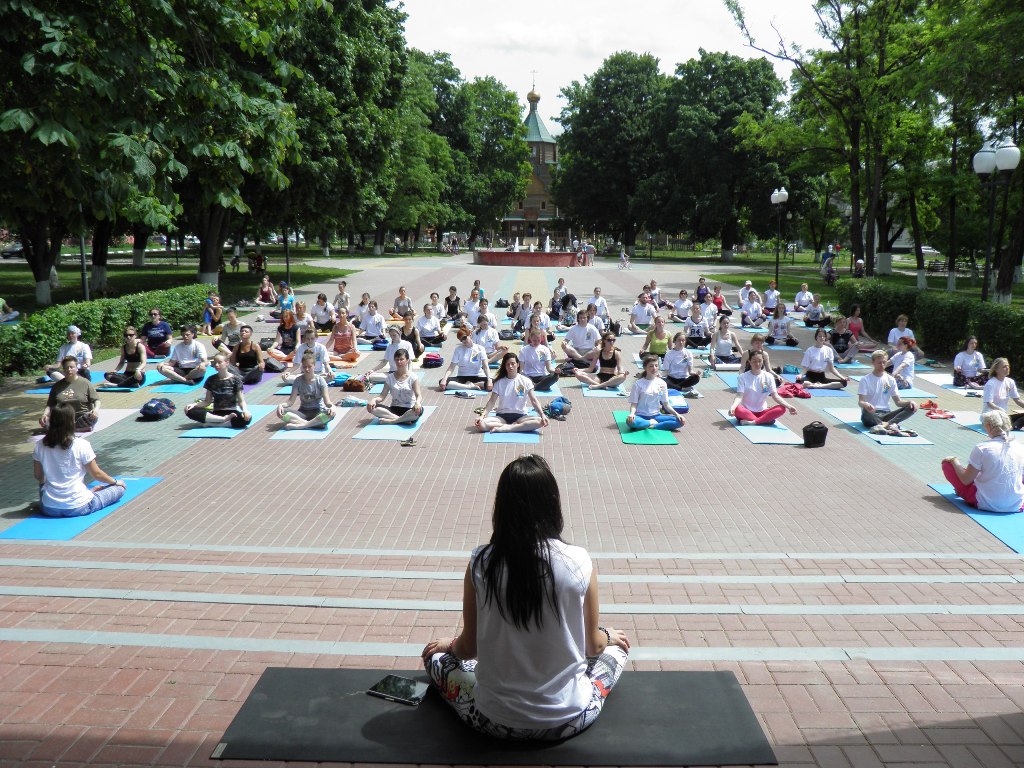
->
[613,410,679,445]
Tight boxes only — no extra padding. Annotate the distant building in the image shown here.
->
[503,90,559,246]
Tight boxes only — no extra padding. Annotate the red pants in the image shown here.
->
[734,404,787,425]
[941,461,977,507]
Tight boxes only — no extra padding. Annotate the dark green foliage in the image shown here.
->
[1,284,211,375]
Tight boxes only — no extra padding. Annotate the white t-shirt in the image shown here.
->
[384,340,414,371]
[685,317,710,338]
[888,349,915,384]
[361,313,386,337]
[741,300,763,319]
[519,344,552,377]
[310,302,335,324]
[769,317,790,339]
[492,374,533,415]
[763,289,780,309]
[887,327,916,345]
[169,340,206,367]
[801,345,835,372]
[738,286,753,303]
[56,341,93,367]
[701,302,719,325]
[858,371,898,410]
[662,348,693,378]
[471,540,592,729]
[795,290,813,307]
[473,327,500,353]
[564,323,599,352]
[954,350,985,377]
[673,298,693,317]
[332,291,350,312]
[589,295,609,318]
[969,438,1024,513]
[293,341,331,374]
[33,437,96,510]
[629,376,669,417]
[418,315,441,337]
[984,376,1020,412]
[737,370,777,412]
[465,300,481,323]
[588,315,606,333]
[452,344,488,377]
[630,303,656,326]
[385,372,418,408]
[532,312,551,331]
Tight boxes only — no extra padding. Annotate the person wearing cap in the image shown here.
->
[140,308,173,357]
[40,357,100,431]
[45,326,93,382]
[737,280,754,307]
[156,324,209,384]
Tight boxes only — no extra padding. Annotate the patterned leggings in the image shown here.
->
[424,646,628,741]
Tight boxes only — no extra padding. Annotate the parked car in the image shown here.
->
[1,242,24,259]
[920,245,941,257]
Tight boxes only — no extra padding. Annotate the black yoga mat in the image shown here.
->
[213,668,777,766]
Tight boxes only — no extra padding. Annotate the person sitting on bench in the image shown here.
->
[422,455,630,740]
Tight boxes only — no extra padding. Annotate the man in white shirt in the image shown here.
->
[561,312,601,367]
[858,350,918,435]
[588,287,609,319]
[628,294,657,334]
[156,324,209,384]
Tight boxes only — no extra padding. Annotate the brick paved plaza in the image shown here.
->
[1,253,1023,768]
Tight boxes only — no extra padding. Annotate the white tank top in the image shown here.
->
[472,540,593,729]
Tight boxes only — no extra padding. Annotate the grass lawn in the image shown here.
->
[1,258,356,314]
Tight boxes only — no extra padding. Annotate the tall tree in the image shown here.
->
[553,52,666,255]
[651,50,784,259]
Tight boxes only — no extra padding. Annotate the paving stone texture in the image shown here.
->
[1,253,1022,768]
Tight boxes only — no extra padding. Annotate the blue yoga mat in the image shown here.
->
[483,431,540,444]
[356,343,375,352]
[152,369,216,393]
[582,384,628,398]
[0,477,162,541]
[271,408,350,440]
[533,383,563,398]
[178,404,276,439]
[822,408,934,445]
[929,482,1024,553]
[25,387,55,395]
[714,372,740,389]
[352,405,438,440]
[806,388,852,398]
[715,409,803,445]
[767,345,803,352]
[849,377,934,399]
[835,361,870,369]
[96,369,167,391]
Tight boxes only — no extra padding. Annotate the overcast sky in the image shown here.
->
[399,0,826,130]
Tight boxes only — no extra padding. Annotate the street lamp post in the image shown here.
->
[770,187,789,287]
[973,139,1021,302]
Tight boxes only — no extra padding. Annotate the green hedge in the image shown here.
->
[836,278,1024,372]
[0,283,213,375]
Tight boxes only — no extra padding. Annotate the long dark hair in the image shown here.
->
[43,403,76,450]
[493,352,519,382]
[476,455,564,630]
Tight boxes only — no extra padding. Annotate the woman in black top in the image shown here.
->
[400,312,424,358]
[444,286,462,320]
[229,325,265,384]
[102,326,148,388]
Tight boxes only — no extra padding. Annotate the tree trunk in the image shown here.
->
[947,114,959,290]
[90,219,114,294]
[131,222,151,267]
[193,204,231,285]
[347,229,356,254]
[908,190,925,273]
[372,226,384,256]
[320,229,330,258]
[719,218,737,262]
[21,219,65,305]
[994,174,1019,295]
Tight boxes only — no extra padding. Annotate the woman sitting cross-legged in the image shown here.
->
[709,316,743,369]
[953,336,988,390]
[475,353,549,434]
[422,454,630,741]
[740,334,783,387]
[765,305,798,347]
[33,403,126,517]
[661,332,700,394]
[366,348,422,425]
[798,329,849,389]
[325,314,361,366]
[626,355,686,431]
[275,351,336,430]
[228,325,265,385]
[183,353,252,429]
[942,410,1024,512]
[858,349,919,436]
[100,325,148,389]
[576,332,628,391]
[439,329,491,391]
[728,350,797,426]
[519,330,560,392]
